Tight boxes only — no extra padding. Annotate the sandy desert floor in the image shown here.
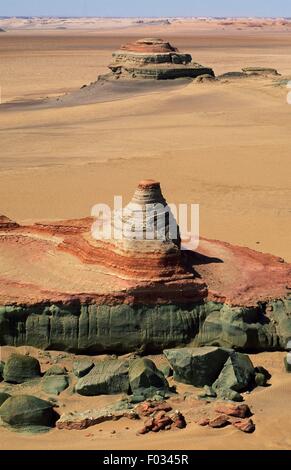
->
[0,18,291,450]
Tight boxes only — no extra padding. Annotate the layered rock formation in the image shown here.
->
[0,180,290,352]
[101,38,214,81]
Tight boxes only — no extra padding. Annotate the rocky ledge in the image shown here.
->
[100,38,214,81]
[0,180,290,353]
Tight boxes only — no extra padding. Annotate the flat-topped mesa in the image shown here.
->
[105,38,215,80]
[90,180,190,281]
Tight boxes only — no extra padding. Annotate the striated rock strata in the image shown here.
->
[0,180,290,353]
[100,38,214,81]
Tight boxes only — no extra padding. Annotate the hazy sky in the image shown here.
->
[1,0,291,18]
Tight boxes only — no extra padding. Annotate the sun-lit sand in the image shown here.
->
[0,18,291,450]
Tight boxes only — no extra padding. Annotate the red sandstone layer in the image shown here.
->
[119,38,178,54]
[0,216,290,307]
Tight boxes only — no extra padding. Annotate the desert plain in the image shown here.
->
[0,17,291,450]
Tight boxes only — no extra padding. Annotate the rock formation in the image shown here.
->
[0,180,290,353]
[100,38,214,81]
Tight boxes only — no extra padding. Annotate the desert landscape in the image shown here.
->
[0,17,291,451]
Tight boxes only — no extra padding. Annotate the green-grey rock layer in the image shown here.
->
[0,298,290,353]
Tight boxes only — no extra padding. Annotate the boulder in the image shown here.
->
[0,395,58,428]
[73,359,94,378]
[213,352,255,393]
[0,392,11,406]
[233,418,255,433]
[163,347,230,387]
[42,375,69,395]
[44,365,67,376]
[129,358,169,394]
[75,359,129,396]
[208,415,230,428]
[3,354,41,383]
[214,403,251,418]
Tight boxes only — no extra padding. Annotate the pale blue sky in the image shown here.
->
[0,0,291,18]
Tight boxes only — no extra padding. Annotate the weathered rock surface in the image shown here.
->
[0,395,57,428]
[102,38,214,81]
[3,354,41,383]
[233,418,255,433]
[214,403,251,418]
[44,365,67,376]
[164,347,230,386]
[75,360,130,396]
[242,67,280,76]
[208,415,230,428]
[56,405,139,430]
[129,358,169,394]
[42,375,69,395]
[213,352,255,392]
[0,392,11,406]
[73,359,94,378]
[0,180,290,354]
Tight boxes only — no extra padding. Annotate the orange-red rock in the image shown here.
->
[214,403,251,419]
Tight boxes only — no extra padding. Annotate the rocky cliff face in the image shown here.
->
[100,38,215,81]
[0,181,290,353]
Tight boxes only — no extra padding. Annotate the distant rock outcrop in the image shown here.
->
[100,38,215,81]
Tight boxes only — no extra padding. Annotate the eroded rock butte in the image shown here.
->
[100,38,215,81]
[0,180,290,353]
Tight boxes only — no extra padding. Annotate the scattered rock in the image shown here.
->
[44,365,67,376]
[214,403,251,418]
[3,354,41,384]
[208,415,230,428]
[75,359,129,396]
[73,359,94,378]
[136,401,172,417]
[233,418,255,433]
[56,406,139,430]
[164,346,230,387]
[0,395,58,428]
[129,358,170,395]
[42,375,69,395]
[171,411,187,429]
[198,418,210,426]
[0,392,11,406]
[213,352,255,393]
[138,407,186,434]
